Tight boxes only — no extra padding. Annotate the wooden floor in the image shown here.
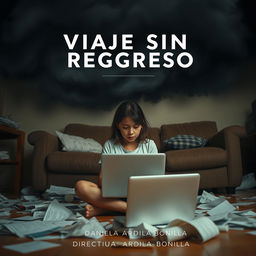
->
[1,190,256,256]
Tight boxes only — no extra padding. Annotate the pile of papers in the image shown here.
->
[1,186,256,253]
[196,190,256,231]
[112,190,256,241]
[42,185,80,202]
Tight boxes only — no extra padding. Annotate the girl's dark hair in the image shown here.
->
[111,101,149,144]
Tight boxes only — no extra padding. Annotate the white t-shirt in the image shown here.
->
[102,139,158,154]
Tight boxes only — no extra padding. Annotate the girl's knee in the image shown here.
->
[75,180,87,193]
[75,180,96,195]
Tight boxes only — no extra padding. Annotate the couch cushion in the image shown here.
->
[56,131,102,153]
[47,152,101,174]
[165,147,227,171]
[161,121,218,142]
[64,124,112,146]
[164,135,208,150]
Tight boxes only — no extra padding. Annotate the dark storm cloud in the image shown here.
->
[0,0,252,109]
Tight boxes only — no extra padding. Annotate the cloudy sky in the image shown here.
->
[0,0,255,109]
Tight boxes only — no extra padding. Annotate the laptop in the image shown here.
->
[116,173,200,227]
[101,153,166,198]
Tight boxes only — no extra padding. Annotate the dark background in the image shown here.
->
[0,0,255,109]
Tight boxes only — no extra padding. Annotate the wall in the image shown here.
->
[0,62,256,191]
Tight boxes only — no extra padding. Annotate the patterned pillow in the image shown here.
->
[164,135,208,150]
[56,131,102,153]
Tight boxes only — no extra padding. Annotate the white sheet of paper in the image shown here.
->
[233,210,256,216]
[12,215,42,221]
[199,191,219,203]
[23,195,39,201]
[33,235,64,240]
[232,202,256,206]
[247,230,256,235]
[62,217,105,239]
[195,209,207,214]
[33,211,46,219]
[161,217,219,243]
[207,198,226,207]
[208,211,229,222]
[46,185,75,195]
[0,193,9,201]
[0,211,10,216]
[207,200,236,216]
[197,204,212,210]
[43,200,75,221]
[3,241,60,254]
[227,215,256,228]
[128,222,158,239]
[0,219,13,224]
[4,220,74,238]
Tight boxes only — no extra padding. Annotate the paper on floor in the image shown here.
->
[247,230,256,235]
[199,191,219,203]
[43,199,75,221]
[207,200,236,216]
[128,222,158,239]
[3,241,60,254]
[157,216,219,243]
[113,216,219,243]
[232,202,256,206]
[45,185,75,195]
[61,217,105,239]
[4,220,74,238]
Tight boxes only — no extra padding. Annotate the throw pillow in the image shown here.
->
[164,134,208,150]
[56,131,102,153]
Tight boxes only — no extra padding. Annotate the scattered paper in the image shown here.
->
[43,200,75,221]
[33,211,46,219]
[4,220,74,238]
[46,185,75,195]
[0,211,10,217]
[12,215,42,221]
[112,216,219,243]
[0,219,13,224]
[33,235,63,240]
[128,222,158,239]
[208,211,229,222]
[232,202,256,206]
[199,191,218,203]
[233,210,256,217]
[207,200,236,216]
[3,241,60,254]
[247,230,256,235]
[1,187,256,246]
[23,195,39,201]
[236,173,256,191]
[0,193,9,201]
[158,217,219,243]
[61,217,105,239]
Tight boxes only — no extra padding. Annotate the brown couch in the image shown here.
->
[28,121,246,192]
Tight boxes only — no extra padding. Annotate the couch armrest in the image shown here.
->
[208,126,247,187]
[28,131,59,191]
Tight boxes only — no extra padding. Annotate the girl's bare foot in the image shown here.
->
[85,204,108,218]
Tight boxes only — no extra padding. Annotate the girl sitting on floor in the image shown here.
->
[75,100,158,218]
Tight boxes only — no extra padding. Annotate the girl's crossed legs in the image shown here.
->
[75,180,127,218]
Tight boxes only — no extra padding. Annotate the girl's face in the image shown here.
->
[117,117,142,144]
